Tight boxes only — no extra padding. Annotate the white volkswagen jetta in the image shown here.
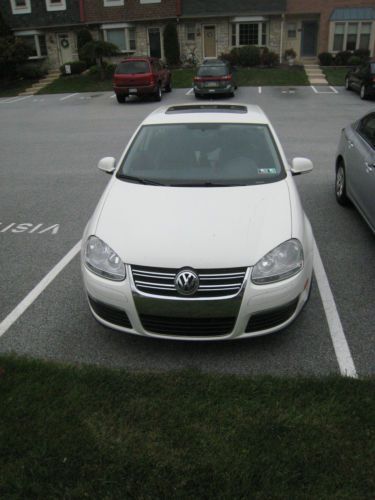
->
[81,104,314,340]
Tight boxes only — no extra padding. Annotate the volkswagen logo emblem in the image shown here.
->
[174,269,199,296]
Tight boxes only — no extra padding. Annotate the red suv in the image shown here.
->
[113,57,172,103]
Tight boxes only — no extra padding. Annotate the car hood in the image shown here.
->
[95,179,292,268]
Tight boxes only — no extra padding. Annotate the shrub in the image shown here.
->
[87,62,115,78]
[17,62,47,79]
[260,47,279,67]
[353,48,370,62]
[284,48,296,60]
[60,60,86,75]
[219,52,238,66]
[163,23,180,66]
[347,55,362,66]
[229,47,241,65]
[238,45,260,67]
[334,51,352,66]
[318,52,333,66]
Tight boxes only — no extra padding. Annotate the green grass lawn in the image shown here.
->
[38,66,308,95]
[322,67,348,86]
[237,66,309,86]
[0,78,37,98]
[37,74,113,94]
[0,355,374,498]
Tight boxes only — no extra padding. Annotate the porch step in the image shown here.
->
[16,70,60,96]
[303,63,329,85]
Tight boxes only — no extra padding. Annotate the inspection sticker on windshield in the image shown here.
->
[258,168,277,175]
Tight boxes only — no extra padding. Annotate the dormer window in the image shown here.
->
[45,0,66,11]
[10,0,31,14]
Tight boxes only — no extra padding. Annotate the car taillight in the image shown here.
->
[220,75,232,81]
[372,76,375,83]
[194,77,203,82]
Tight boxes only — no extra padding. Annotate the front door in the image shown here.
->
[58,33,73,64]
[301,22,318,56]
[203,26,216,58]
[148,28,161,59]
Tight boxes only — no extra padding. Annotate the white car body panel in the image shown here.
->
[82,103,314,340]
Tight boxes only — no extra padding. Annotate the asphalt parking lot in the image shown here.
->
[0,85,374,377]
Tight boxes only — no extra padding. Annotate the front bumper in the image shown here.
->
[82,257,313,341]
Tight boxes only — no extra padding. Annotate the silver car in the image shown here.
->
[336,111,375,232]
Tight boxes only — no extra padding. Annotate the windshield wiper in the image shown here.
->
[171,182,242,187]
[117,174,166,186]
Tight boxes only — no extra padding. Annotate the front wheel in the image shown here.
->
[154,85,162,101]
[360,84,368,100]
[335,162,349,206]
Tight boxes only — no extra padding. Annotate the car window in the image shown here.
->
[115,61,149,74]
[197,66,229,77]
[359,114,375,148]
[118,123,286,186]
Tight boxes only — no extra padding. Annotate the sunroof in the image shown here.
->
[166,104,248,114]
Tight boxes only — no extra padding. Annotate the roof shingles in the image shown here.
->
[181,0,286,17]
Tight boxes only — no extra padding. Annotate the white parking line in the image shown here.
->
[60,93,79,101]
[0,95,32,104]
[110,94,116,98]
[258,87,262,94]
[185,88,194,95]
[311,85,338,95]
[0,241,81,338]
[313,239,357,378]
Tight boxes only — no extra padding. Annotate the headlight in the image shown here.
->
[85,236,125,281]
[251,239,303,285]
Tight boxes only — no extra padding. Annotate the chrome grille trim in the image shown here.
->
[131,265,248,299]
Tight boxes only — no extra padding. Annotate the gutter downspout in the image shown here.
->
[280,13,285,64]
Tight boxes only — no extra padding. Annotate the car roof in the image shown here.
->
[142,104,270,125]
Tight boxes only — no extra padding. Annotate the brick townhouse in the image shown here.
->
[1,0,82,68]
[1,0,375,69]
[82,0,177,61]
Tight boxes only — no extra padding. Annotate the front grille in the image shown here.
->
[140,315,235,336]
[131,265,247,298]
[245,298,299,333]
[88,296,132,329]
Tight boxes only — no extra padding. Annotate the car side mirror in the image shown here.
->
[291,157,313,175]
[98,157,116,174]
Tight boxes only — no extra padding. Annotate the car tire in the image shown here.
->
[164,79,172,93]
[154,85,162,101]
[194,92,200,99]
[344,77,351,91]
[228,91,235,98]
[116,94,126,103]
[360,84,368,100]
[335,161,350,206]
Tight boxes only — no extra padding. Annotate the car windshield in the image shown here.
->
[197,66,228,77]
[116,61,149,74]
[117,123,285,186]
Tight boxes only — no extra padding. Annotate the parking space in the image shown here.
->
[0,86,374,376]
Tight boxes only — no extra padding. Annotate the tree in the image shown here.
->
[79,40,118,79]
[0,12,32,79]
[77,28,94,66]
[163,23,180,66]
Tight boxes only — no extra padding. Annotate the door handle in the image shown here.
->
[365,161,374,172]
[347,141,354,148]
